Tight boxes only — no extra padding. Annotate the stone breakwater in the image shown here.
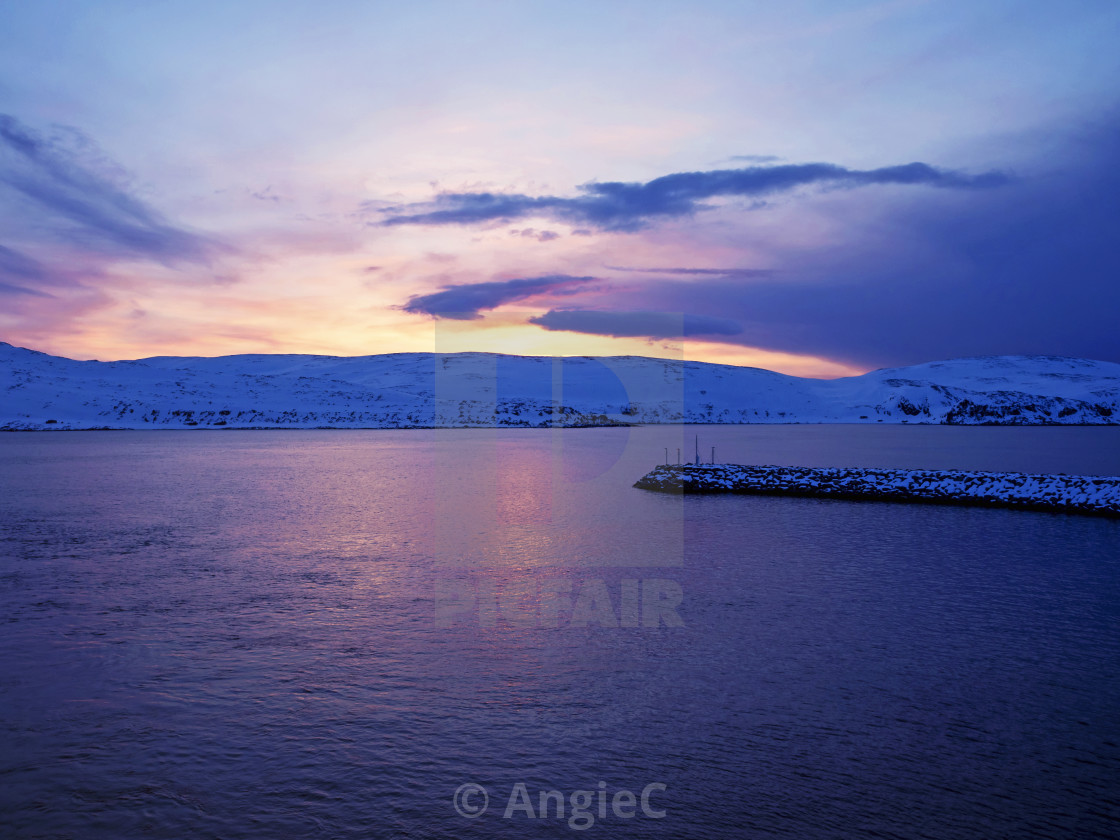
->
[634,464,1120,517]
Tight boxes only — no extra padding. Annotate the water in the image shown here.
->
[1,426,1118,838]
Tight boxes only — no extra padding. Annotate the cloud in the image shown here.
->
[530,309,743,340]
[249,185,281,203]
[378,160,1009,232]
[0,243,65,297]
[0,279,51,297]
[402,274,594,320]
[509,227,560,242]
[0,242,47,281]
[606,265,776,278]
[536,118,1120,367]
[0,114,220,264]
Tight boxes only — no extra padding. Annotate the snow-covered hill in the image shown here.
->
[2,342,1118,429]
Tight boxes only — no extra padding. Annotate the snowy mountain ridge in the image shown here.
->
[2,342,1118,429]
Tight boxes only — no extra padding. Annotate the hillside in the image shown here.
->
[1,343,1118,429]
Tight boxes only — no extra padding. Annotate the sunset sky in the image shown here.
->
[1,0,1118,377]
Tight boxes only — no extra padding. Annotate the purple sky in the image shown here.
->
[1,1,1118,376]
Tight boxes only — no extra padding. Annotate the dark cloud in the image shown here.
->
[0,114,220,264]
[530,309,743,340]
[249,185,281,202]
[0,242,47,281]
[379,160,1009,232]
[0,280,51,297]
[402,274,594,320]
[0,243,59,297]
[509,228,560,242]
[545,119,1120,367]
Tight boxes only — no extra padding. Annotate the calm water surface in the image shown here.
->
[1,426,1118,838]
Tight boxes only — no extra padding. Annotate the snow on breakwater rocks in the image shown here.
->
[633,464,1120,517]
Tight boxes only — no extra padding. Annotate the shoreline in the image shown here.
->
[4,420,1120,432]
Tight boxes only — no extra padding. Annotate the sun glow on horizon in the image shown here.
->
[11,306,867,380]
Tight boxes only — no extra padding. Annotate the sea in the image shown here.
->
[1,426,1118,838]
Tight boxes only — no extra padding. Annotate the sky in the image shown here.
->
[1,0,1118,377]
